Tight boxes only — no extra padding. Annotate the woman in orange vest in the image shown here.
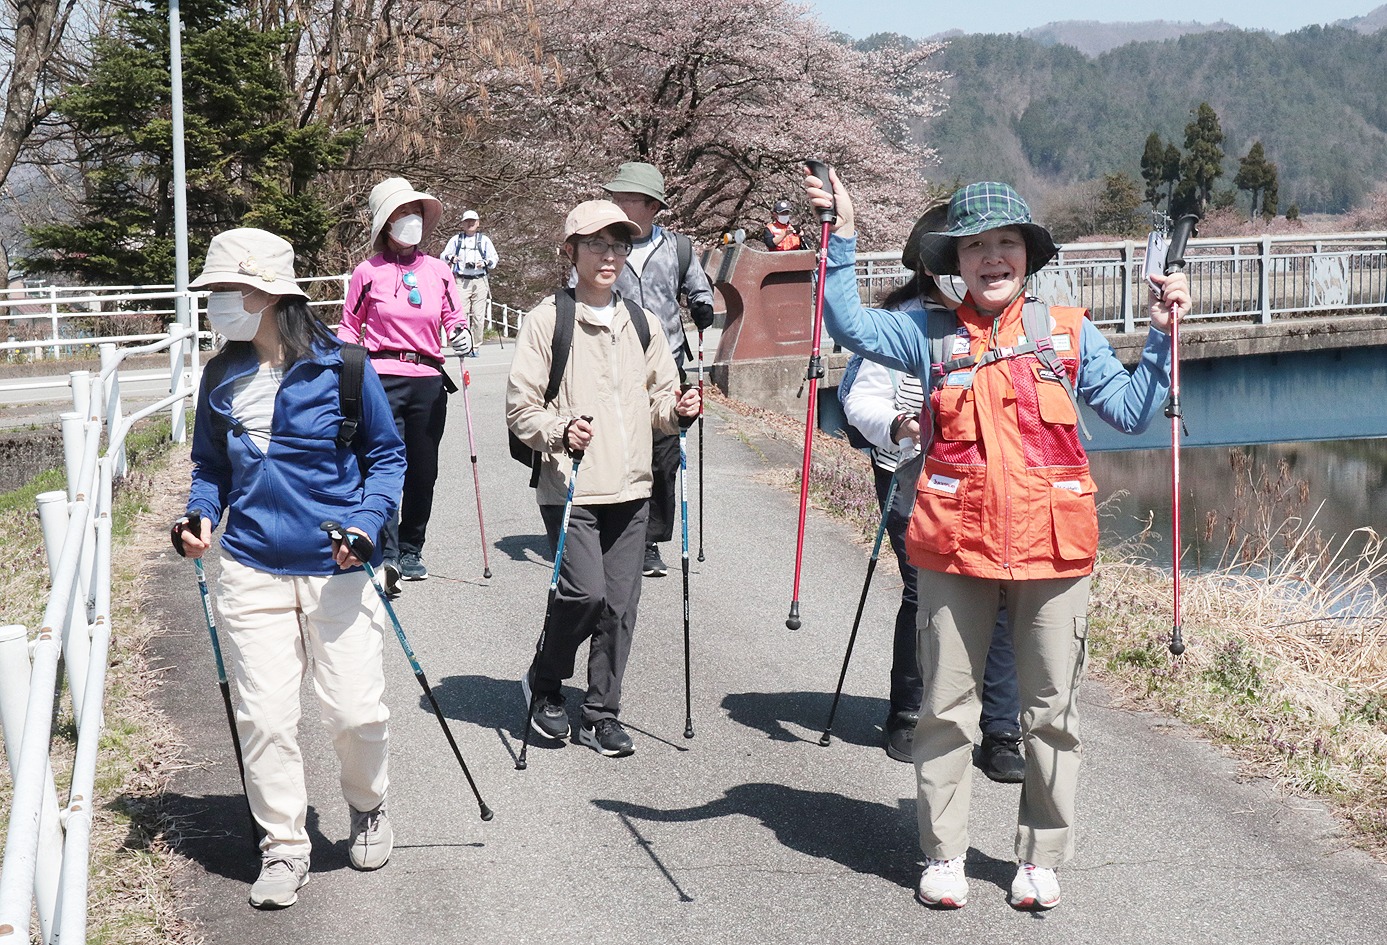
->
[761,198,802,251]
[803,169,1190,913]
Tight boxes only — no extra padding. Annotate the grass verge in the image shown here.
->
[0,416,196,943]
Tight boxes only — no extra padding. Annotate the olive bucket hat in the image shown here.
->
[916,182,1058,277]
[601,162,668,207]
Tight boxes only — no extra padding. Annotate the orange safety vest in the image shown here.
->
[766,220,802,251]
[905,295,1097,581]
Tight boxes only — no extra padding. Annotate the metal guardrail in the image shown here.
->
[856,231,1387,331]
[0,325,197,944]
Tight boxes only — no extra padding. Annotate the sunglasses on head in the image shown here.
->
[402,270,421,305]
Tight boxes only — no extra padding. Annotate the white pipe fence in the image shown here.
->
[0,323,197,945]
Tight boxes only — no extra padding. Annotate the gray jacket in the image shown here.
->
[614,225,714,367]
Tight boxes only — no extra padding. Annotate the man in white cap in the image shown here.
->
[442,210,499,356]
[600,162,715,578]
[507,199,701,757]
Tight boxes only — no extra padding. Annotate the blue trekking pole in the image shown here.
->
[819,473,899,746]
[171,512,259,849]
[679,397,697,739]
[320,522,494,821]
[516,420,590,770]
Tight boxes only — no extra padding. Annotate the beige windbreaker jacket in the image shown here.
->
[505,293,682,507]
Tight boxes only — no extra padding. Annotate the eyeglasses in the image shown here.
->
[578,238,633,257]
[402,270,421,305]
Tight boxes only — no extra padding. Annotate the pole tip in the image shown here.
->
[697,551,706,562]
[483,568,493,579]
[514,759,527,771]
[785,602,801,631]
[684,725,695,739]
[479,805,495,821]
[818,733,831,747]
[1169,641,1186,656]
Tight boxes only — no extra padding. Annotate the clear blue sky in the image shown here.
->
[805,1,1382,39]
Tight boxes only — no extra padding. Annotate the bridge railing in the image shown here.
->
[855,231,1387,331]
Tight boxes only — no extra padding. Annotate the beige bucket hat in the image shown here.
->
[368,176,442,251]
[189,228,307,298]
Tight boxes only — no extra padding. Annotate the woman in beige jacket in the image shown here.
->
[506,199,701,757]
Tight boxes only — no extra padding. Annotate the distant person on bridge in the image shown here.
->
[599,161,715,579]
[804,171,1190,913]
[174,227,407,909]
[507,199,701,758]
[761,197,802,251]
[442,209,499,354]
[841,204,1024,780]
[338,177,472,594]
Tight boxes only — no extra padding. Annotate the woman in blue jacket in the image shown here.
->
[172,228,407,910]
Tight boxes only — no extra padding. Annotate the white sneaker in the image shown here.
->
[249,855,309,909]
[916,854,968,908]
[348,804,394,870]
[1009,861,1061,910]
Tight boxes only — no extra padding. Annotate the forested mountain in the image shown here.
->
[913,23,1387,214]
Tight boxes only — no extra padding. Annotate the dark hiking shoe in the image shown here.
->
[643,544,667,577]
[348,804,393,871]
[249,855,309,909]
[884,711,919,763]
[976,729,1026,783]
[522,669,570,741]
[383,561,402,597]
[400,552,428,580]
[579,718,635,757]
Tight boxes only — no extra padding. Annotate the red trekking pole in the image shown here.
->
[786,159,837,631]
[461,369,492,579]
[1162,213,1198,656]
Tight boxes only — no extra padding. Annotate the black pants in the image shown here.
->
[874,465,1021,734]
[645,430,680,544]
[533,499,647,726]
[381,373,447,562]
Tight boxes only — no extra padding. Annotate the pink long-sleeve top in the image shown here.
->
[338,250,464,378]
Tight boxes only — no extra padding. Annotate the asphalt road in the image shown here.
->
[141,341,1387,945]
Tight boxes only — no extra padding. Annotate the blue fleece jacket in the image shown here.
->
[187,338,406,575]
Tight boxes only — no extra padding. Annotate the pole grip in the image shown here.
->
[804,159,837,224]
[320,520,374,561]
[1165,214,1199,273]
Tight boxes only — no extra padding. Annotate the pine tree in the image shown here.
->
[1140,133,1166,209]
[22,0,350,284]
[1234,141,1279,221]
[1178,102,1225,216]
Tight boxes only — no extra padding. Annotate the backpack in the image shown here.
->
[203,341,371,474]
[837,303,954,451]
[508,289,655,488]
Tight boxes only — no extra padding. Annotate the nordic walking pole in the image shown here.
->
[696,329,706,563]
[786,159,837,631]
[1162,213,1198,657]
[820,473,898,746]
[460,369,493,578]
[679,393,697,738]
[321,522,494,821]
[172,512,259,849]
[516,418,590,771]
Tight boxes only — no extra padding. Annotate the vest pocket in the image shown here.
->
[908,465,966,554]
[937,386,979,441]
[1049,484,1098,561]
[1032,363,1077,426]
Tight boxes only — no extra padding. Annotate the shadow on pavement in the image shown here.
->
[494,533,551,564]
[429,673,573,748]
[722,690,889,748]
[155,794,343,881]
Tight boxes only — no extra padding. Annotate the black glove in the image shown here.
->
[690,301,715,331]
[170,512,202,557]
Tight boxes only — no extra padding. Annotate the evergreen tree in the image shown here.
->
[1179,102,1224,216]
[1234,141,1279,221]
[1095,172,1145,236]
[22,0,350,285]
[1140,133,1166,208]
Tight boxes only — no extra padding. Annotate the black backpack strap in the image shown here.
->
[337,343,367,448]
[549,289,578,404]
[623,299,653,351]
[675,232,692,284]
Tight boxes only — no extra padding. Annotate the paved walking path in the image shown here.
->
[142,342,1387,944]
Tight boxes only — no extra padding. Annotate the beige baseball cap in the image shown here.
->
[190,228,307,298]
[563,200,640,240]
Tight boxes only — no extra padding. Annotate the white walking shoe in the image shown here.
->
[1009,861,1061,910]
[916,854,968,908]
[249,855,309,909]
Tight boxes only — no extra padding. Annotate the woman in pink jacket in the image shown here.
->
[339,177,472,592]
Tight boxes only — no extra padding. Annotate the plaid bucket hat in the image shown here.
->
[916,182,1058,277]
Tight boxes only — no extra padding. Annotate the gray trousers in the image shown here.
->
[914,571,1090,868]
[534,499,647,726]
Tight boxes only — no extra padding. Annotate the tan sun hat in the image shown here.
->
[368,176,442,252]
[190,228,307,298]
[563,200,640,240]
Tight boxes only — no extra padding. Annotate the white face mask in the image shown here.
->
[775,213,791,224]
[206,291,266,341]
[390,213,424,246]
[935,275,969,305]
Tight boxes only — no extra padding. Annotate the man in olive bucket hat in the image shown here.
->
[598,162,715,578]
[803,170,1190,913]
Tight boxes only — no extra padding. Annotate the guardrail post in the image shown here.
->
[167,323,186,444]
[0,625,62,945]
[36,491,90,724]
[47,286,59,360]
[1259,235,1272,325]
[68,371,90,421]
[100,343,127,479]
[1121,240,1135,333]
[59,414,83,504]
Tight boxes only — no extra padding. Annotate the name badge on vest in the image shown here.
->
[1038,367,1064,383]
[1052,480,1082,493]
[945,370,974,388]
[1051,333,1072,352]
[951,335,971,357]
[927,473,960,495]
